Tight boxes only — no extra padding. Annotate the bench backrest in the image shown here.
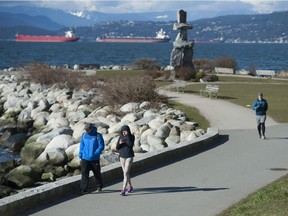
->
[174,80,187,87]
[256,70,275,77]
[215,67,234,74]
[206,85,219,92]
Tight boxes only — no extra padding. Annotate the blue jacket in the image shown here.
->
[253,98,268,116]
[78,126,104,161]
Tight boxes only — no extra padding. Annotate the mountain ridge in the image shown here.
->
[0,5,287,43]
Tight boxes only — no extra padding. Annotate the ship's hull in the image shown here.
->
[96,37,170,43]
[16,35,80,42]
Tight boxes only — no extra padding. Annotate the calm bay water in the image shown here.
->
[1,41,288,162]
[1,41,288,71]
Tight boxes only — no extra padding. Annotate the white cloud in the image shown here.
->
[1,0,288,18]
[239,0,287,13]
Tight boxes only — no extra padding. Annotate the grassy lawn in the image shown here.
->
[169,100,210,130]
[96,69,146,77]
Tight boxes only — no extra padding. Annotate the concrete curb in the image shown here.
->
[0,128,219,215]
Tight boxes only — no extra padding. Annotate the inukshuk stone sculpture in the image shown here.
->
[170,9,195,79]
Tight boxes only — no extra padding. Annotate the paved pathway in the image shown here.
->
[19,91,288,216]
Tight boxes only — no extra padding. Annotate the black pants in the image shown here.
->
[80,159,103,191]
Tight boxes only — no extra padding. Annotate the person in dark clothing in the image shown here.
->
[116,125,135,196]
[253,92,268,139]
[78,123,104,194]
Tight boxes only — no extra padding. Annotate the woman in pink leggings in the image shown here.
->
[116,125,135,196]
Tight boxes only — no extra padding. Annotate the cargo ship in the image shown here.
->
[96,29,170,43]
[15,30,80,42]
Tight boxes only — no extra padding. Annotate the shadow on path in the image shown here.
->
[129,186,229,196]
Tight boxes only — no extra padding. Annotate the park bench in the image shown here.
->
[215,67,234,74]
[256,70,275,78]
[200,84,219,99]
[170,80,187,93]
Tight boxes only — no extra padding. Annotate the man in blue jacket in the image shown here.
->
[253,92,268,139]
[79,123,104,194]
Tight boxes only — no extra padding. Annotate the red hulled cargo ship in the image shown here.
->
[15,30,80,42]
[96,29,170,43]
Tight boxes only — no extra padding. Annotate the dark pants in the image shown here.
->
[80,159,103,191]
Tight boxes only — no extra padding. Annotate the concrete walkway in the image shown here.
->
[18,91,288,216]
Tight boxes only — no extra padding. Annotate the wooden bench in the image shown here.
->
[215,67,234,74]
[256,70,275,78]
[200,85,219,99]
[170,80,187,93]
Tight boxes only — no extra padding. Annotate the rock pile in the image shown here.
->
[0,70,205,198]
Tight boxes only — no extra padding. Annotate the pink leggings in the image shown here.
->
[120,157,133,190]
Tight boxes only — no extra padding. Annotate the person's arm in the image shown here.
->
[252,100,259,110]
[116,136,123,150]
[95,133,104,156]
[78,134,85,159]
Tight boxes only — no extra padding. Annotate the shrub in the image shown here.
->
[248,65,257,76]
[195,71,205,82]
[23,62,97,90]
[145,69,163,79]
[206,74,219,82]
[175,67,194,81]
[215,56,238,71]
[134,58,161,70]
[193,58,214,73]
[98,75,167,106]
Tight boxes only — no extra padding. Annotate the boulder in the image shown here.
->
[0,160,17,173]
[120,102,139,113]
[36,127,73,143]
[147,135,165,150]
[33,115,48,128]
[155,122,172,139]
[46,117,70,129]
[45,134,76,151]
[20,142,47,165]
[108,122,124,134]
[3,133,29,152]
[148,118,164,130]
[5,164,43,188]
[3,107,22,118]
[0,185,16,198]
[100,152,119,167]
[165,135,181,146]
[121,113,139,123]
[139,101,150,109]
[65,144,79,161]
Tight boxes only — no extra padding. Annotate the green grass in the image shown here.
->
[169,100,210,130]
[96,69,146,77]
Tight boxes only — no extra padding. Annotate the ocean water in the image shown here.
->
[1,41,288,162]
[0,41,288,71]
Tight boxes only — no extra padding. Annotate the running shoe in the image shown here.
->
[127,186,133,193]
[96,188,102,193]
[120,190,126,196]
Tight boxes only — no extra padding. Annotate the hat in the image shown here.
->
[258,92,263,96]
[84,123,92,130]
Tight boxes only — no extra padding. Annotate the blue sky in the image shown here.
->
[1,1,288,20]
